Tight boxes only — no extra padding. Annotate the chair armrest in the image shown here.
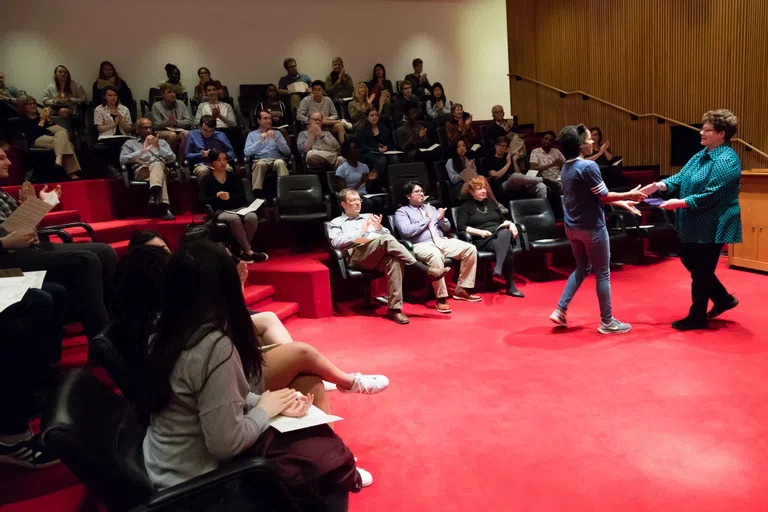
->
[516,223,530,250]
[43,222,96,241]
[324,194,332,218]
[136,457,286,511]
[399,239,414,251]
[455,231,472,243]
[37,229,73,243]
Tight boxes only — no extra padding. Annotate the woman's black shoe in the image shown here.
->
[505,287,525,298]
[707,296,738,319]
[671,316,708,331]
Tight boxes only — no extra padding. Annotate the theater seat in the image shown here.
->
[323,221,382,306]
[42,369,298,512]
[509,198,570,252]
[274,175,331,223]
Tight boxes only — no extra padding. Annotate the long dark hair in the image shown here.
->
[112,245,171,370]
[98,61,123,87]
[589,126,603,145]
[451,138,469,171]
[136,240,262,422]
[128,229,167,250]
[371,63,387,82]
[53,65,72,94]
[430,82,447,104]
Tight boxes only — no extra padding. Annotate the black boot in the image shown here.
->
[147,186,161,217]
[159,204,175,221]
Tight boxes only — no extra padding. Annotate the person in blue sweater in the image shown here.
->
[184,115,236,178]
[642,109,742,330]
[549,124,646,334]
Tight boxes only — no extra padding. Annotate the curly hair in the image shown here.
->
[702,109,738,141]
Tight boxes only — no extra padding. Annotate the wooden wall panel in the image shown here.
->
[507,0,768,174]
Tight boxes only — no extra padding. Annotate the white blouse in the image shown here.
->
[94,104,132,138]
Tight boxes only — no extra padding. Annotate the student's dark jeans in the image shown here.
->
[0,288,62,435]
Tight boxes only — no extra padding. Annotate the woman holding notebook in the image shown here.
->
[198,149,267,262]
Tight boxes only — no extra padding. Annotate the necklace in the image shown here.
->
[474,202,488,214]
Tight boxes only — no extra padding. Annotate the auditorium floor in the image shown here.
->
[3,256,768,511]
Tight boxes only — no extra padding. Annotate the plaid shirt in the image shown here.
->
[0,189,19,225]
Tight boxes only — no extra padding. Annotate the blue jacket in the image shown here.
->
[662,144,742,244]
[184,129,235,164]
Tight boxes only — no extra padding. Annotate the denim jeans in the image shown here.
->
[557,226,613,324]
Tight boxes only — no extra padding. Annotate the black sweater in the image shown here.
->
[199,171,248,212]
[456,198,504,233]
[18,115,56,146]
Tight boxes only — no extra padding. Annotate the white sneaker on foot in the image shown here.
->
[549,308,567,327]
[323,381,337,392]
[339,373,389,394]
[356,466,373,487]
[597,318,632,334]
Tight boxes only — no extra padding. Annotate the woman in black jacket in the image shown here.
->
[198,149,266,262]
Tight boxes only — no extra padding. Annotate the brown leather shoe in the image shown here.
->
[435,301,452,314]
[387,309,410,324]
[452,287,482,302]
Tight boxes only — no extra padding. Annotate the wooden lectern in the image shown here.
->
[729,170,768,272]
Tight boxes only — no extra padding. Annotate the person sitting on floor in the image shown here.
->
[119,118,177,220]
[199,149,267,262]
[0,147,117,341]
[529,131,565,186]
[244,109,291,196]
[17,96,82,179]
[296,80,349,144]
[151,83,194,162]
[278,57,311,110]
[137,240,368,495]
[486,136,547,199]
[456,176,524,297]
[335,139,384,213]
[298,111,346,170]
[194,80,236,129]
[185,115,236,178]
[328,188,449,325]
[394,181,480,313]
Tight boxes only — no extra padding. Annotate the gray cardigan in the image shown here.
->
[42,81,87,106]
[143,327,268,490]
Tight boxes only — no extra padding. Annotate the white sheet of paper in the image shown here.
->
[269,405,343,433]
[471,143,481,152]
[611,158,623,167]
[342,97,353,102]
[273,124,289,130]
[228,198,266,217]
[0,276,30,313]
[23,270,46,289]
[419,144,440,152]
[362,193,388,199]
[287,82,308,94]
[526,170,540,178]
[98,134,132,139]
[1,197,54,233]
[41,192,60,207]
[383,150,404,155]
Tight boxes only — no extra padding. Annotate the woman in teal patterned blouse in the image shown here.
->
[643,109,741,330]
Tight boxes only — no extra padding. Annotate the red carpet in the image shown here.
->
[4,256,768,511]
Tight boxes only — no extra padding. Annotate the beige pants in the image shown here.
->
[134,162,170,204]
[34,125,80,175]
[413,238,477,299]
[348,234,417,310]
[193,163,233,178]
[251,158,289,190]
[306,150,346,170]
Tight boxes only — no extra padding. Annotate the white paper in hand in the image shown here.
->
[526,170,539,178]
[228,198,265,217]
[269,405,342,433]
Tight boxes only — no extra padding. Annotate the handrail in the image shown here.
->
[509,73,768,160]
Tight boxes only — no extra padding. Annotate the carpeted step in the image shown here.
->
[254,300,300,322]
[39,209,82,228]
[109,240,130,257]
[243,284,275,307]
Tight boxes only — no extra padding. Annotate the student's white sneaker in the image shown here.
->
[597,318,632,334]
[549,308,567,327]
[339,373,389,395]
[356,466,373,487]
[323,381,337,392]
